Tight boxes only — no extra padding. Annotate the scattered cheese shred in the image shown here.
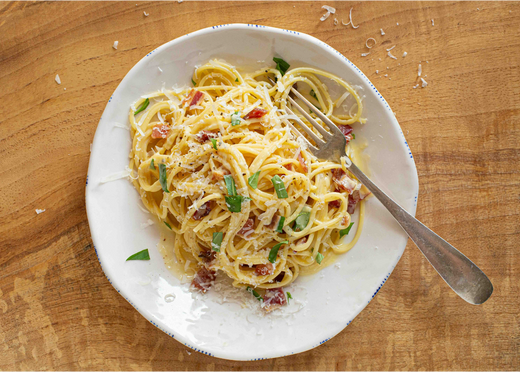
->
[334,18,338,26]
[361,52,370,57]
[386,45,395,51]
[366,38,376,48]
[144,11,149,16]
[341,8,359,28]
[35,209,46,215]
[380,28,385,35]
[387,51,397,60]
[100,170,131,184]
[158,67,163,73]
[55,74,61,85]
[113,41,118,50]
[322,5,336,14]
[418,63,422,77]
[402,51,408,57]
[420,78,428,87]
[320,11,331,21]
[431,19,434,26]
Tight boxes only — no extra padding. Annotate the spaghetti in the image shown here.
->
[128,59,369,309]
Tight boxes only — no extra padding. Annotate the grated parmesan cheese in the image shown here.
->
[402,51,408,57]
[100,169,131,183]
[140,219,154,229]
[380,28,385,35]
[418,63,422,77]
[55,74,61,85]
[366,38,376,48]
[420,78,428,88]
[361,52,370,57]
[143,11,149,16]
[386,45,395,51]
[387,51,397,60]
[113,41,118,50]
[320,11,331,21]
[35,209,46,214]
[158,67,163,73]
[341,8,359,28]
[431,19,434,26]
[322,5,336,14]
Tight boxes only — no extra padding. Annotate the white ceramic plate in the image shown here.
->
[86,24,419,361]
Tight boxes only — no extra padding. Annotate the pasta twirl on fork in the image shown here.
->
[128,58,370,311]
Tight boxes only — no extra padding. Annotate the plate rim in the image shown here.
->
[85,23,419,361]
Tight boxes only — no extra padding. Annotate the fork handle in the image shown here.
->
[347,162,493,305]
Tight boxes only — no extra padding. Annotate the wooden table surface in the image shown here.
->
[1,1,519,370]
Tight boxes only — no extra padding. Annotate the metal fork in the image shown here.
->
[275,79,493,305]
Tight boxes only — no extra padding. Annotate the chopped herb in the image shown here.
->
[316,252,324,264]
[247,286,263,302]
[243,196,252,202]
[159,163,170,193]
[269,240,288,263]
[294,206,311,231]
[273,57,290,76]
[235,78,239,82]
[212,232,223,252]
[224,175,236,196]
[248,171,261,189]
[275,216,286,233]
[210,138,218,150]
[164,221,172,230]
[150,158,156,170]
[271,175,288,199]
[352,133,356,139]
[191,78,196,86]
[340,222,355,238]
[231,111,241,126]
[134,98,149,115]
[310,89,318,101]
[126,249,150,261]
[287,292,293,302]
[225,195,244,213]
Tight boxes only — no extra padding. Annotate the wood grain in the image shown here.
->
[0,1,519,370]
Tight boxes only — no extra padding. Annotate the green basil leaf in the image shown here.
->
[134,98,149,116]
[269,240,288,263]
[273,57,290,76]
[224,175,236,196]
[352,133,356,139]
[150,158,156,170]
[225,195,243,213]
[294,206,311,231]
[287,291,293,301]
[126,249,150,261]
[310,89,318,101]
[231,111,241,126]
[248,171,260,189]
[210,138,217,150]
[247,286,263,301]
[339,222,354,238]
[271,175,288,199]
[275,216,285,233]
[235,78,239,83]
[212,232,223,252]
[191,78,196,86]
[159,163,170,193]
[316,252,324,264]
[164,221,172,230]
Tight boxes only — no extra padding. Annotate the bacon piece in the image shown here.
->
[151,124,170,139]
[347,191,360,214]
[283,163,294,171]
[212,168,230,181]
[191,267,216,293]
[263,288,287,312]
[182,89,204,107]
[338,125,354,143]
[243,108,268,120]
[254,263,273,276]
[198,249,216,264]
[267,214,281,230]
[329,199,341,209]
[192,202,211,220]
[195,130,218,143]
[332,169,357,193]
[237,218,255,238]
[296,236,308,245]
[297,151,308,172]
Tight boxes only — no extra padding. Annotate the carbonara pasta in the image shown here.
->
[128,59,369,311]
